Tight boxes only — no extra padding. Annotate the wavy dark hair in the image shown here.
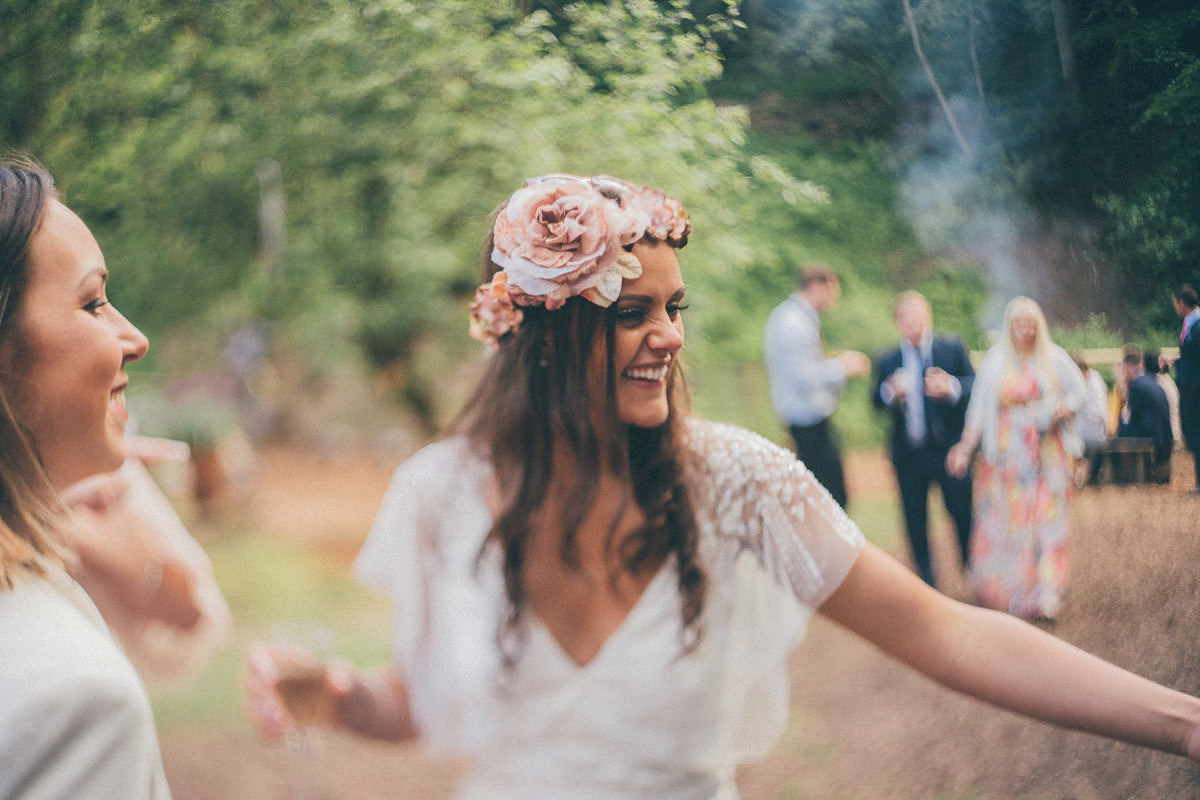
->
[0,155,68,588]
[451,225,706,667]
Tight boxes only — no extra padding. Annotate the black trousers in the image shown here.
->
[893,444,973,586]
[789,418,847,508]
[1182,398,1200,489]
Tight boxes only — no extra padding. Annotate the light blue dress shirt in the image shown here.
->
[764,294,847,427]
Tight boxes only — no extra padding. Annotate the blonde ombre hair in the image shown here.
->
[0,156,68,588]
[999,295,1059,390]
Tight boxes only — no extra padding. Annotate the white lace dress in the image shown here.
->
[354,418,865,800]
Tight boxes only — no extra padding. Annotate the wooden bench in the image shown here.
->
[1093,437,1167,485]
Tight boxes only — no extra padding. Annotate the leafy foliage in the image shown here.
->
[717,0,1198,341]
[8,0,832,429]
[6,0,1191,441]
[1065,1,1200,329]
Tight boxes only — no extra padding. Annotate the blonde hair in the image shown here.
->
[0,156,67,588]
[999,295,1058,389]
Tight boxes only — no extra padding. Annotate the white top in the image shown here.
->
[1079,368,1110,445]
[355,418,865,800]
[0,565,172,799]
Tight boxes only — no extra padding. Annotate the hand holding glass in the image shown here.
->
[245,627,335,800]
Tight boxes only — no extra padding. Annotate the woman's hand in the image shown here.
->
[1051,402,1075,429]
[63,464,206,630]
[946,443,972,478]
[242,641,357,741]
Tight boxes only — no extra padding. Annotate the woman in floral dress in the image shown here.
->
[948,297,1087,619]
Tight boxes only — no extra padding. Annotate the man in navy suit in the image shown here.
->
[1173,284,1200,492]
[1116,344,1173,482]
[873,291,974,587]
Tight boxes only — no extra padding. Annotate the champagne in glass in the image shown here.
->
[277,654,330,726]
[271,624,333,800]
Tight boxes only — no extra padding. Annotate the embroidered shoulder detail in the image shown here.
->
[681,418,864,609]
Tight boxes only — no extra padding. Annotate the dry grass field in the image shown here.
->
[161,448,1200,800]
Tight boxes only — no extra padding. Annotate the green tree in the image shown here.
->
[7,0,820,427]
[1065,0,1200,329]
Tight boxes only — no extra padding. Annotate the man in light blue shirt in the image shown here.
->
[764,264,869,507]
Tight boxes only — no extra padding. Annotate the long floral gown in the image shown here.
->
[967,359,1073,619]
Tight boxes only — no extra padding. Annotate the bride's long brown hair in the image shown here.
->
[451,227,706,666]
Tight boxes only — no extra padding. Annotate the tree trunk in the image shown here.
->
[1050,0,1080,100]
[903,0,974,158]
[968,2,987,137]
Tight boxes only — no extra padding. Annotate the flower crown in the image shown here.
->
[468,174,691,349]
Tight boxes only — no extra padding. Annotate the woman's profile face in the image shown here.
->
[0,199,148,489]
[1010,313,1038,352]
[603,239,685,429]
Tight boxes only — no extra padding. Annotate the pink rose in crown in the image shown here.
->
[468,271,524,349]
[634,186,691,244]
[492,176,647,309]
[587,175,652,247]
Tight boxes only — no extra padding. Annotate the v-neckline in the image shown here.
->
[528,557,675,671]
[475,459,677,671]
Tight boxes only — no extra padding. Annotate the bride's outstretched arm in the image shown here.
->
[818,544,1200,761]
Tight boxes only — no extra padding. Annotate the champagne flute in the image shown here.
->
[271,624,334,800]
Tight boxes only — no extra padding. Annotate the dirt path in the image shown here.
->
[162,449,1200,799]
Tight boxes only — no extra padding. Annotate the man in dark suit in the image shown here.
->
[873,291,974,587]
[1116,344,1173,482]
[1173,284,1200,492]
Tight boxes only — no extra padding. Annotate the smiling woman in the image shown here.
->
[4,197,149,488]
[608,240,687,430]
[245,173,1200,800]
[0,155,170,799]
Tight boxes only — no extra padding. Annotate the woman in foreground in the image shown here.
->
[0,157,170,797]
[246,174,1200,799]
